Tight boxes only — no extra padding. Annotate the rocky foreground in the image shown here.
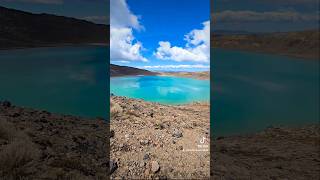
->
[0,101,110,179]
[0,100,319,179]
[110,96,210,179]
[211,125,320,179]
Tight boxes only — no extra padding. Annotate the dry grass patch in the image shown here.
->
[0,140,40,178]
[0,118,17,141]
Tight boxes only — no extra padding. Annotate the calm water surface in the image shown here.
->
[0,46,108,118]
[1,46,318,135]
[111,76,210,105]
[212,48,319,135]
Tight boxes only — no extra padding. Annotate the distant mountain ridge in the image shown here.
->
[110,64,158,77]
[0,6,109,49]
[212,30,319,59]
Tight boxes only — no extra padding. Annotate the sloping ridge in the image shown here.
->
[110,64,157,77]
[0,6,109,49]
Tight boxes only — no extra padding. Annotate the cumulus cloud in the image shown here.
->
[213,10,319,23]
[110,0,147,62]
[154,21,210,63]
[110,27,147,62]
[110,0,143,30]
[139,64,210,69]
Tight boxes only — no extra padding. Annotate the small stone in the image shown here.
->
[109,160,118,174]
[140,161,145,167]
[172,139,176,144]
[154,123,165,130]
[143,154,150,160]
[151,161,160,173]
[172,129,183,138]
[125,134,130,139]
[2,101,11,107]
[110,130,115,138]
[140,140,149,145]
[144,169,150,176]
[216,136,224,140]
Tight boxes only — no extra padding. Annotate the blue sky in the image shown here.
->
[110,0,210,72]
[0,0,109,24]
[213,0,319,32]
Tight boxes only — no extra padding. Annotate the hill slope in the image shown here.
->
[212,30,319,59]
[110,64,158,77]
[0,6,109,49]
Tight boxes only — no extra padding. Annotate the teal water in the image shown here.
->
[0,46,108,118]
[212,48,319,136]
[110,76,210,105]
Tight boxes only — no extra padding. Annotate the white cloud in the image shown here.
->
[154,21,210,63]
[110,0,147,62]
[117,60,130,64]
[110,27,147,62]
[140,64,210,69]
[110,0,143,30]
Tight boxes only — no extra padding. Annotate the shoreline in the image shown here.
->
[212,30,320,60]
[110,94,210,106]
[158,71,210,80]
[110,72,210,80]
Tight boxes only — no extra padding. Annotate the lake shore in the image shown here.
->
[110,71,210,80]
[1,100,318,179]
[212,30,320,60]
[159,71,210,80]
[110,64,210,80]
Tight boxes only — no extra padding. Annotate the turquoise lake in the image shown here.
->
[110,76,210,105]
[0,46,108,118]
[212,48,319,135]
[0,46,318,136]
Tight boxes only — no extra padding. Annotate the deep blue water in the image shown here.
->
[110,76,210,105]
[212,48,319,135]
[0,46,108,118]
